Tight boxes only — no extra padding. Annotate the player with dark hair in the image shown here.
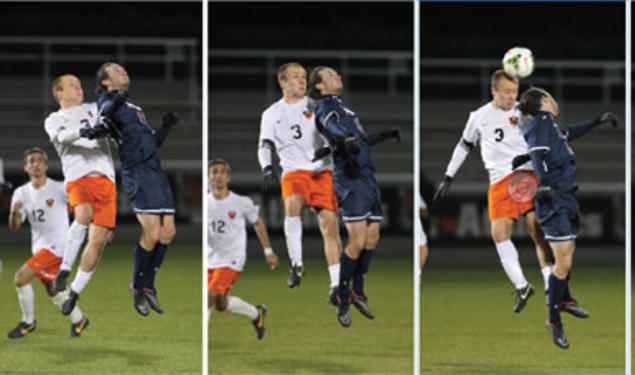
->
[309,66,400,327]
[92,62,179,316]
[8,148,88,338]
[208,159,278,339]
[515,86,617,349]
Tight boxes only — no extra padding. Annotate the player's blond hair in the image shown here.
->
[490,69,518,90]
[208,159,231,175]
[95,62,118,95]
[51,74,75,102]
[277,62,304,82]
[23,147,48,165]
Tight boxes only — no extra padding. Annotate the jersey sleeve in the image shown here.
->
[242,197,260,225]
[10,187,27,223]
[461,111,480,146]
[526,118,552,181]
[316,99,348,139]
[44,114,63,143]
[258,110,276,146]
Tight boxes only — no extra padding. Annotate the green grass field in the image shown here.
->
[421,267,625,375]
[0,244,202,374]
[209,254,413,375]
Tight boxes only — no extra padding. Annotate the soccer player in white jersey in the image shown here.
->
[433,69,576,313]
[7,148,88,338]
[258,62,343,295]
[44,74,117,315]
[208,159,278,339]
[418,194,429,278]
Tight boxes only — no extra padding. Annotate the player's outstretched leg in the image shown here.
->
[318,208,342,301]
[284,215,304,288]
[546,274,569,348]
[54,220,89,291]
[224,296,264,339]
[252,305,267,340]
[351,221,380,320]
[142,242,170,314]
[50,288,89,337]
[9,283,36,339]
[142,215,175,314]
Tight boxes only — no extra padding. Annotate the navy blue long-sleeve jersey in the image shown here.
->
[524,111,577,193]
[98,90,170,169]
[315,95,376,177]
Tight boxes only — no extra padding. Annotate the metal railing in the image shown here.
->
[0,36,200,111]
[209,48,413,101]
[421,58,625,107]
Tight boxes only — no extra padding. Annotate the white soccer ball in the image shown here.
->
[502,47,535,79]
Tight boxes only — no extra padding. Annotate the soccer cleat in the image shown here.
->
[62,290,79,316]
[286,265,304,288]
[129,283,149,316]
[143,287,164,314]
[351,291,375,320]
[70,316,89,338]
[7,320,36,339]
[53,270,71,292]
[545,320,569,349]
[560,299,590,319]
[252,305,267,340]
[327,287,338,306]
[336,297,352,328]
[513,283,535,313]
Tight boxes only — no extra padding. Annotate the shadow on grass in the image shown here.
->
[42,344,162,368]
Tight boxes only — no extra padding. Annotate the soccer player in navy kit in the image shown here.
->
[516,87,617,349]
[95,62,178,316]
[308,66,400,327]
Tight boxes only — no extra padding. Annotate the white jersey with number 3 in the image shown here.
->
[10,179,69,257]
[259,96,333,176]
[462,102,532,184]
[208,191,259,272]
[44,103,115,184]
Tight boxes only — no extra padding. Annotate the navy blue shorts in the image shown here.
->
[334,173,383,223]
[121,160,175,215]
[535,192,579,241]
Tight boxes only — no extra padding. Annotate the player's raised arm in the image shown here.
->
[432,137,474,203]
[563,111,618,141]
[365,128,401,146]
[252,218,278,270]
[155,112,179,147]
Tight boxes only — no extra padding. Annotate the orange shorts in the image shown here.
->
[66,176,117,228]
[488,171,537,222]
[281,170,338,212]
[26,249,62,282]
[208,267,240,296]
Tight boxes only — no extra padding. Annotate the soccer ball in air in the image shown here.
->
[502,47,534,79]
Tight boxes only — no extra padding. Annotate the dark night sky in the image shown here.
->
[421,2,624,59]
[0,2,201,38]
[210,2,413,50]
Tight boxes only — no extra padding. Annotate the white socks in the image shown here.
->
[70,269,94,295]
[284,216,303,267]
[495,240,528,289]
[226,296,258,320]
[328,264,340,288]
[52,290,84,324]
[16,285,35,324]
[61,221,88,271]
[541,265,554,291]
